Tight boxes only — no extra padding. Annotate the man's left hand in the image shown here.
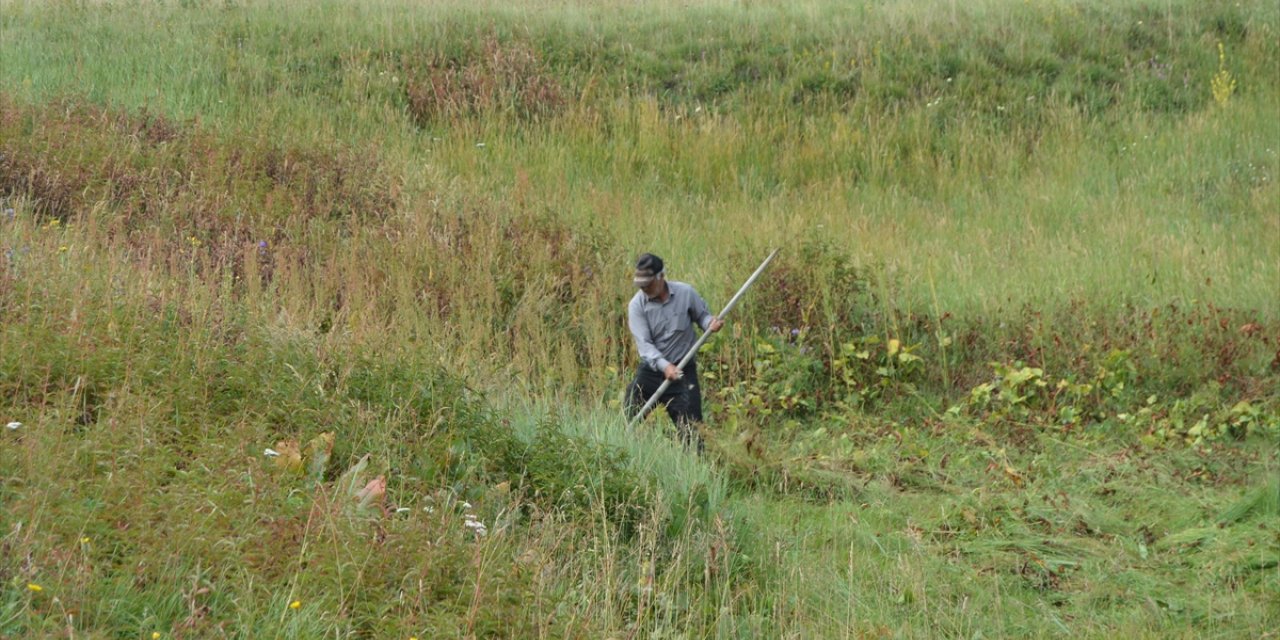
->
[708,316,724,333]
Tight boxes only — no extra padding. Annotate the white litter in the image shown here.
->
[263,448,280,457]
[5,422,21,431]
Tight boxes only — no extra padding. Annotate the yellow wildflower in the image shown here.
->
[27,583,42,592]
[289,600,301,610]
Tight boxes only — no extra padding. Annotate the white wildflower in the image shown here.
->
[464,517,488,536]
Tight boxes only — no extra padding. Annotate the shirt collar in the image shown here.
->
[644,282,670,303]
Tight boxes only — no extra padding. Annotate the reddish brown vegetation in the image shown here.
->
[0,96,401,240]
[400,36,564,125]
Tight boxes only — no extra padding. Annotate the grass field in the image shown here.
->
[1,0,1277,637]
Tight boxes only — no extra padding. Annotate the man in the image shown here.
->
[626,252,724,451]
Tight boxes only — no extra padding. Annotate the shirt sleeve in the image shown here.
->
[629,298,671,371]
[689,287,715,332]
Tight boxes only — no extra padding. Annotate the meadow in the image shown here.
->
[1,0,1277,637]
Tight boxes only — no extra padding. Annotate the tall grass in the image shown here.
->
[1,186,1276,635]
[1,0,1278,637]
[3,2,1277,402]
[1,0,1275,318]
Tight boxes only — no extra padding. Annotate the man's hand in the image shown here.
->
[663,364,683,381]
[708,316,724,333]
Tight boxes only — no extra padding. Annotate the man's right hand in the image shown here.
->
[663,364,683,381]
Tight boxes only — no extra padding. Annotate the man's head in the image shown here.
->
[633,253,665,294]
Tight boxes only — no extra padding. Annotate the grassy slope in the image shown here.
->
[1,0,1276,316]
[1,0,1278,638]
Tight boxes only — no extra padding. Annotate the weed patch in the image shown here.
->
[0,96,400,238]
[400,35,564,125]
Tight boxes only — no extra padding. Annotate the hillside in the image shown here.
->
[1,1,1277,637]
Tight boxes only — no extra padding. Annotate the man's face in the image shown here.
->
[634,271,664,298]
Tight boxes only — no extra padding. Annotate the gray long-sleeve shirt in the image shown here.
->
[628,280,714,372]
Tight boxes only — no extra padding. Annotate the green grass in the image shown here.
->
[1,0,1278,637]
[1,0,1276,316]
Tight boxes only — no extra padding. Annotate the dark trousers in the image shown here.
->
[626,360,704,452]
